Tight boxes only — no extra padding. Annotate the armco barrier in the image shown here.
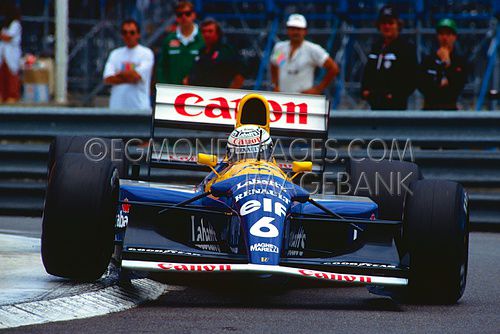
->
[0,107,499,229]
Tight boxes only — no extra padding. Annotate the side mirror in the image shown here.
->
[291,185,310,203]
[197,153,217,168]
[292,161,313,173]
[210,179,233,198]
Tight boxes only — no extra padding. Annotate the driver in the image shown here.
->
[200,125,274,189]
[226,125,273,163]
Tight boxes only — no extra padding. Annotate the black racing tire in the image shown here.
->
[42,153,119,281]
[47,136,128,178]
[344,159,421,220]
[401,179,469,304]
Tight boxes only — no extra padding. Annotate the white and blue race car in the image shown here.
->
[41,85,469,304]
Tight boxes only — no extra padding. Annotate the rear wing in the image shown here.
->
[153,84,330,137]
[148,84,331,178]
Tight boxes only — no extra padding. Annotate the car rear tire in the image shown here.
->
[344,159,421,220]
[401,179,469,304]
[42,153,119,281]
[47,136,127,178]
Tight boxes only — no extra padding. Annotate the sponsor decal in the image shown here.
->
[121,198,131,214]
[126,247,202,257]
[236,178,289,192]
[121,62,136,71]
[232,138,260,146]
[298,269,372,283]
[278,162,293,169]
[261,257,270,263]
[116,198,130,228]
[155,86,328,132]
[158,263,231,271]
[150,153,197,162]
[230,127,260,138]
[173,93,308,124]
[239,198,287,238]
[228,127,262,146]
[274,51,286,67]
[322,261,397,269]
[169,39,180,47]
[384,53,397,60]
[250,243,279,253]
[287,225,306,256]
[234,188,290,204]
[192,216,221,252]
[240,198,286,218]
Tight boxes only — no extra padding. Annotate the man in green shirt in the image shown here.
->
[156,1,204,84]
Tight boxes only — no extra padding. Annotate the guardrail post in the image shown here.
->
[476,27,500,110]
[55,0,68,104]
[254,18,279,90]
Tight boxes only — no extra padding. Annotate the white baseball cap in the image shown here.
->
[286,14,307,29]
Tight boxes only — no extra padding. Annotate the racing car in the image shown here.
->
[41,85,469,304]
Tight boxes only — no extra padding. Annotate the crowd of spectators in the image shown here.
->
[103,2,469,111]
[361,5,470,111]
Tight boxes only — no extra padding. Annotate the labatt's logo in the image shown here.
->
[174,93,308,124]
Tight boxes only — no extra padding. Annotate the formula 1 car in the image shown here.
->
[42,85,469,304]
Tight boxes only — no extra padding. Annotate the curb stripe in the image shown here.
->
[0,278,167,329]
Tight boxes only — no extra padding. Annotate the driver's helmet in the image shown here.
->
[227,125,273,163]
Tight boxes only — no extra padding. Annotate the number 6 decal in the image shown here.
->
[250,217,278,238]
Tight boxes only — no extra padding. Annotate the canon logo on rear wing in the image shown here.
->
[154,85,329,132]
[174,93,308,124]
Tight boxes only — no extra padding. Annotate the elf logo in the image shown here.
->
[240,198,286,238]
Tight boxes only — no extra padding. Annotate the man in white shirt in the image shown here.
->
[270,14,339,94]
[103,19,154,110]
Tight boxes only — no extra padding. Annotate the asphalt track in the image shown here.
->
[1,217,499,334]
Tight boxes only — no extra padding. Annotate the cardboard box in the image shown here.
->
[38,58,54,95]
[23,83,49,103]
[24,69,49,84]
[23,65,51,103]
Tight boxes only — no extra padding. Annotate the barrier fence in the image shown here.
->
[0,107,499,229]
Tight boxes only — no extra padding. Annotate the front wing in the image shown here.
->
[121,260,408,286]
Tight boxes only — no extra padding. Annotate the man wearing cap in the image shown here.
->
[270,14,339,94]
[418,19,470,110]
[361,5,418,110]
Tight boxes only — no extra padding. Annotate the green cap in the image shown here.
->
[436,18,458,34]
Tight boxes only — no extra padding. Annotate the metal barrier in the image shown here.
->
[1,107,499,229]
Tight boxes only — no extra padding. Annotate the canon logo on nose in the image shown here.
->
[174,93,309,124]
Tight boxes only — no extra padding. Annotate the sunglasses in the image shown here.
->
[121,29,137,36]
[176,10,193,18]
